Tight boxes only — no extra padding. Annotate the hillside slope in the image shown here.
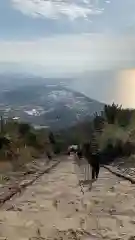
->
[0,84,104,129]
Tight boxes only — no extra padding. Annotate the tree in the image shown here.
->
[93,112,104,131]
[0,136,10,149]
[18,123,31,136]
[49,131,56,145]
[25,131,37,147]
[104,103,122,124]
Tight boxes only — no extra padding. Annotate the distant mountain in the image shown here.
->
[0,84,104,130]
[0,73,72,91]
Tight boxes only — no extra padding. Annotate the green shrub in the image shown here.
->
[18,123,31,136]
[25,131,37,147]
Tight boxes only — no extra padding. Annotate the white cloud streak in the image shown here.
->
[11,0,103,20]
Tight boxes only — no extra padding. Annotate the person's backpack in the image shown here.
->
[77,149,83,159]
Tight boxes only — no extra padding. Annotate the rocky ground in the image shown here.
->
[0,156,135,239]
[106,156,135,182]
[0,157,61,207]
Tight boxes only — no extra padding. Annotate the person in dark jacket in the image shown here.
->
[76,145,83,159]
[82,142,100,181]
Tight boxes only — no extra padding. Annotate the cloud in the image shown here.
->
[11,0,104,20]
[0,34,135,73]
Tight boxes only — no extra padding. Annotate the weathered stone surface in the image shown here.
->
[0,157,135,239]
[0,159,60,208]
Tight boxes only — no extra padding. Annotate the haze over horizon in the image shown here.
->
[1,0,135,108]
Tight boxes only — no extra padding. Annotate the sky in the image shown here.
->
[1,0,135,106]
[1,0,135,73]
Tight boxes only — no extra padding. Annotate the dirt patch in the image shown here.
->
[0,157,60,208]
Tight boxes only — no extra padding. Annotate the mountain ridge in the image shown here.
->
[0,81,104,130]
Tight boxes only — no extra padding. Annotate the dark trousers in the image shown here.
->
[92,163,100,180]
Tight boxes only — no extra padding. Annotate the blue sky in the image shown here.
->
[1,0,135,40]
[0,0,135,75]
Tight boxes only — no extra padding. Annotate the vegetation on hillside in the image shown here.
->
[57,103,135,164]
[0,118,57,171]
[95,104,135,163]
[1,101,135,169]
